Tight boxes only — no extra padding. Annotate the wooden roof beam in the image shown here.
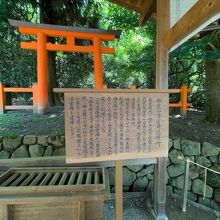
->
[139,0,156,25]
[166,0,220,51]
[109,0,142,13]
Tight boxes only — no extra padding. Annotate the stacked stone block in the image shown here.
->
[0,135,65,159]
[0,135,219,210]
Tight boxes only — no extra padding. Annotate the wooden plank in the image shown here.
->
[167,0,220,51]
[85,172,92,185]
[0,183,105,195]
[0,157,67,169]
[49,172,60,186]
[153,0,169,218]
[78,201,85,220]
[115,160,123,220]
[10,173,27,186]
[139,0,155,25]
[59,172,69,185]
[54,88,179,94]
[30,172,45,186]
[3,87,33,92]
[0,205,10,220]
[12,167,102,173]
[65,92,169,164]
[4,105,33,110]
[0,167,109,197]
[0,156,157,169]
[10,202,79,220]
[0,170,14,185]
[156,0,169,89]
[94,171,100,184]
[0,202,105,220]
[1,173,19,187]
[103,168,110,200]
[109,0,142,13]
[40,173,53,186]
[170,0,198,28]
[154,158,167,216]
[20,173,36,186]
[0,192,108,205]
[84,201,104,220]
[76,172,84,185]
[68,172,76,185]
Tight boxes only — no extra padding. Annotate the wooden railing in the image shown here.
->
[0,84,191,116]
[169,85,192,116]
[0,83,38,113]
[130,85,192,116]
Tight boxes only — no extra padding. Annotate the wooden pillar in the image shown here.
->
[93,37,104,89]
[154,0,169,219]
[115,160,123,220]
[37,32,48,114]
[0,84,5,114]
[32,83,38,113]
[156,0,169,90]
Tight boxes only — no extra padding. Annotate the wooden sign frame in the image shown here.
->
[64,89,169,164]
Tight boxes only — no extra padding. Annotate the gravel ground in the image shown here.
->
[169,109,220,146]
[104,193,219,220]
[105,197,153,220]
[1,108,220,147]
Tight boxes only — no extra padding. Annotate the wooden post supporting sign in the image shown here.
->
[93,55,123,220]
[115,160,123,220]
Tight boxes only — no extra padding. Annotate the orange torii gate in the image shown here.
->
[9,19,121,114]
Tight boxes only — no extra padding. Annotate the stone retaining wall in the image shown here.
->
[0,135,219,210]
[0,135,65,158]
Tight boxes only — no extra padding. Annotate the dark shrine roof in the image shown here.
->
[8,19,122,38]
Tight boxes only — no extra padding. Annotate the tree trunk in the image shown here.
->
[39,0,62,106]
[205,59,220,124]
[47,51,62,106]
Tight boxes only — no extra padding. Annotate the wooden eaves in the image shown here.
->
[109,0,156,25]
[109,0,220,51]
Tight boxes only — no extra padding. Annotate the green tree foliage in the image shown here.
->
[0,0,101,103]
[99,1,156,88]
[39,0,101,105]
[0,0,220,121]
[0,0,37,87]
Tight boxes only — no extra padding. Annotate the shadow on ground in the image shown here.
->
[105,193,219,220]
[1,108,220,147]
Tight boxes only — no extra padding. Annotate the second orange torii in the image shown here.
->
[9,19,121,114]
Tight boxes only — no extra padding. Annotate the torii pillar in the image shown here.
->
[37,32,48,114]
